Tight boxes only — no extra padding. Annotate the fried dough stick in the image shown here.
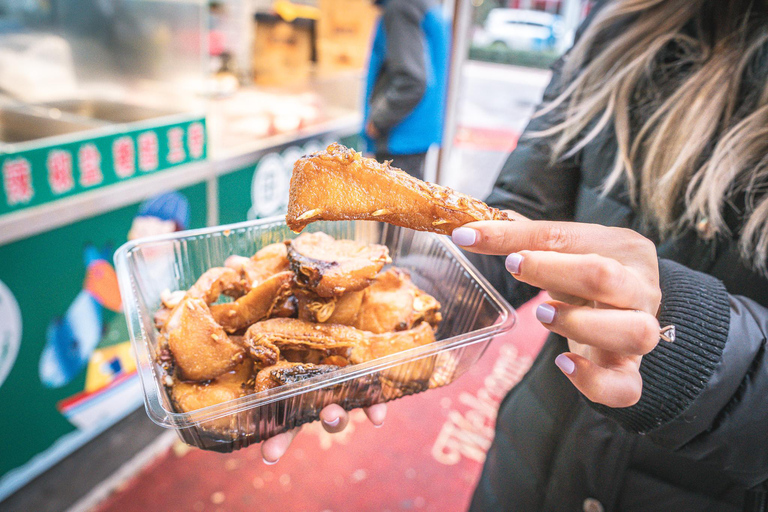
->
[286,143,510,235]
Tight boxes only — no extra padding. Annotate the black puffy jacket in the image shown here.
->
[468,6,768,512]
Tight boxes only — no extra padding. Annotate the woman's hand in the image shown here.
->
[261,403,387,464]
[452,220,662,408]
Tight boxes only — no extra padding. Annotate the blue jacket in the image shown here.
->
[363,0,450,155]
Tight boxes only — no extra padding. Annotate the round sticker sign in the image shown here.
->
[0,279,22,390]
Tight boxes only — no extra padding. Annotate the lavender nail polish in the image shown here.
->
[536,303,556,324]
[323,417,340,427]
[452,227,477,247]
[506,253,523,274]
[555,354,575,375]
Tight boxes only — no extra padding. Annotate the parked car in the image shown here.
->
[474,8,564,51]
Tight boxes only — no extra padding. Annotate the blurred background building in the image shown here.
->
[0,1,590,510]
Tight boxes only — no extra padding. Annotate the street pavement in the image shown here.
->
[442,61,552,201]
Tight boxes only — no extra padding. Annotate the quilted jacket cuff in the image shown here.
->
[591,259,731,433]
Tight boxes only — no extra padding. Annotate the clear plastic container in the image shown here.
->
[115,217,516,452]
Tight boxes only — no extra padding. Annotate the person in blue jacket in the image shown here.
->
[363,0,450,180]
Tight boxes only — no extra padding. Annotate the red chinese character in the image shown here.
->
[112,137,135,178]
[167,127,186,164]
[46,150,74,194]
[2,158,34,206]
[187,122,205,159]
[138,132,159,172]
[78,144,103,187]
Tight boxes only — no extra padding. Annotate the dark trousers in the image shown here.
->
[375,152,426,181]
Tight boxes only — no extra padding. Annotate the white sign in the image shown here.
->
[0,279,22,390]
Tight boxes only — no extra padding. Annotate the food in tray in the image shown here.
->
[288,231,391,297]
[155,231,442,425]
[286,143,511,235]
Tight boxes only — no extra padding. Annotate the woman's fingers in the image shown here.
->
[261,427,301,464]
[452,220,657,270]
[363,403,387,427]
[508,250,658,312]
[319,404,350,433]
[554,352,643,408]
[536,301,660,356]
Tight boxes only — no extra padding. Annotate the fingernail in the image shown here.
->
[452,227,477,247]
[555,354,575,375]
[505,253,523,274]
[374,422,383,429]
[323,417,340,427]
[536,303,556,324]
[263,457,279,465]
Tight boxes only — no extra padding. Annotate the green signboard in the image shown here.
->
[0,118,207,216]
[218,134,361,224]
[0,182,207,499]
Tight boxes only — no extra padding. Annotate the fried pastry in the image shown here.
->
[286,143,511,235]
[287,232,390,298]
[244,318,361,365]
[350,321,437,399]
[353,268,441,334]
[253,361,342,393]
[224,242,290,288]
[296,288,365,324]
[210,271,294,333]
[171,359,254,413]
[167,298,245,381]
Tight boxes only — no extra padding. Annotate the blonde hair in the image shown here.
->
[534,0,768,272]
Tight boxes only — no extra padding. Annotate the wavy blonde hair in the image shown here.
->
[535,0,768,271]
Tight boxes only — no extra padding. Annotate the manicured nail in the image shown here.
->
[555,354,575,375]
[263,457,278,465]
[452,227,477,247]
[374,422,383,429]
[536,303,556,324]
[323,417,340,427]
[505,253,523,274]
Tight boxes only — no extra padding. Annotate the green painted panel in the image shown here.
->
[217,133,362,226]
[0,118,207,216]
[0,182,206,481]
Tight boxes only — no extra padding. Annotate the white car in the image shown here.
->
[474,9,564,51]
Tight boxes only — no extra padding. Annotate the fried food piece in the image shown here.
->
[155,268,248,333]
[171,359,254,413]
[187,267,247,302]
[296,289,365,324]
[288,232,390,298]
[350,321,437,399]
[224,243,290,288]
[210,271,294,333]
[354,268,441,334]
[253,361,341,393]
[167,298,245,381]
[349,321,436,365]
[244,318,360,365]
[286,143,511,235]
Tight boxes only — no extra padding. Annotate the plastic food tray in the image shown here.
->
[115,217,516,452]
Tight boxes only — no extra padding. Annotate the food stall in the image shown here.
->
[0,0,374,500]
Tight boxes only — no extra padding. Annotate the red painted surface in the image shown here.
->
[453,126,520,153]
[95,295,550,512]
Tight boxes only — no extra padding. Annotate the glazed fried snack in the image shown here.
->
[287,231,390,297]
[286,143,511,235]
[210,271,294,333]
[167,298,245,381]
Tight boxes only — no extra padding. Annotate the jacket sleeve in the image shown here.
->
[368,2,427,133]
[592,259,768,487]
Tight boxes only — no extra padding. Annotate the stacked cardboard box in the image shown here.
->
[316,0,380,71]
[252,13,314,86]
